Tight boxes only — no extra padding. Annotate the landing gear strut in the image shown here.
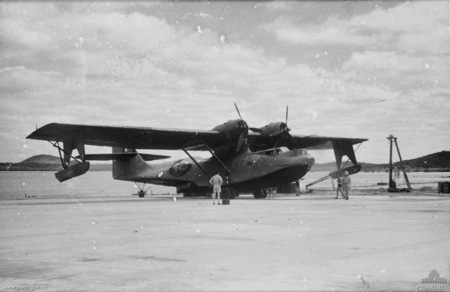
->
[135,182,151,198]
[229,188,237,199]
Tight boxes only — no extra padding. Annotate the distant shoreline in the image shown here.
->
[1,150,450,172]
[0,164,111,172]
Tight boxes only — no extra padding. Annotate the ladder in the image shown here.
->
[305,165,361,190]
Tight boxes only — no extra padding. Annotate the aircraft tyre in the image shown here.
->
[138,190,146,198]
[253,189,267,199]
[221,188,231,200]
[229,188,237,199]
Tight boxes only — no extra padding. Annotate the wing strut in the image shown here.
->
[184,140,231,184]
[50,141,83,168]
[202,142,231,174]
[181,147,210,177]
[47,131,90,182]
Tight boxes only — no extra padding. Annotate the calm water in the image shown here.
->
[0,171,174,200]
[1,171,449,200]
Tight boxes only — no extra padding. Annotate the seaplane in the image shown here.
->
[26,104,367,199]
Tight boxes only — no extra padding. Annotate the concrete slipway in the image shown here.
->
[1,193,449,291]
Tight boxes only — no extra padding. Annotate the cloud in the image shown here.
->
[341,51,450,93]
[0,1,335,115]
[263,16,374,46]
[263,1,449,54]
[0,1,448,163]
[0,66,64,93]
[260,1,294,12]
[260,0,450,99]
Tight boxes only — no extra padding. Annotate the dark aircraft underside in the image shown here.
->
[178,164,311,196]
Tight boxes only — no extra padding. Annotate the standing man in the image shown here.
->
[335,175,344,199]
[209,172,223,205]
[267,188,277,199]
[295,180,301,196]
[341,171,351,200]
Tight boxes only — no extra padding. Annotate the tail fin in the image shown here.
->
[112,148,149,180]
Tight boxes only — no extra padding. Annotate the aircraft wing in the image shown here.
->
[290,135,368,149]
[26,123,226,150]
[247,132,368,150]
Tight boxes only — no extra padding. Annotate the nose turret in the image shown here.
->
[294,152,315,169]
[303,155,315,170]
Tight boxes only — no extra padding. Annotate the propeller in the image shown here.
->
[280,105,291,138]
[282,105,299,148]
[234,102,248,152]
[234,102,242,120]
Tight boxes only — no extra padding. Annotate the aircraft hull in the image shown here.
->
[174,163,311,195]
[111,148,314,196]
[230,164,311,193]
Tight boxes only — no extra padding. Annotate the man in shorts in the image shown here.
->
[335,175,344,199]
[209,172,223,205]
[341,171,351,200]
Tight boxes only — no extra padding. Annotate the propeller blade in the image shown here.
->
[237,132,246,152]
[234,102,242,120]
[286,105,289,125]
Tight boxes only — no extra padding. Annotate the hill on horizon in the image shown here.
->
[312,150,450,172]
[20,154,61,164]
[0,154,111,171]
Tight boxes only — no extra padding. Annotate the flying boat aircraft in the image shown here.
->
[26,105,367,199]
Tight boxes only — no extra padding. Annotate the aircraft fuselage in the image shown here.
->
[112,147,314,195]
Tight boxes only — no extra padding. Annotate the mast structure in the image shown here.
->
[387,135,411,192]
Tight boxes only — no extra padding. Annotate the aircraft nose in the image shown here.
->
[301,155,314,166]
[291,153,314,166]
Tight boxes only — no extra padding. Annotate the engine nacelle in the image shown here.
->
[251,121,290,138]
[212,119,249,154]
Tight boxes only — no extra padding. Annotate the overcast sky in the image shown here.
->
[0,1,449,164]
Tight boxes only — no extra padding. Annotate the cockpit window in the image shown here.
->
[295,148,308,155]
[169,160,191,177]
[265,147,289,155]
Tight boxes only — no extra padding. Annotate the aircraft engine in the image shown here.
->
[250,121,291,139]
[249,106,291,139]
[212,119,249,153]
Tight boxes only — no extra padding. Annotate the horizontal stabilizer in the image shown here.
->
[81,153,170,161]
[55,162,90,182]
